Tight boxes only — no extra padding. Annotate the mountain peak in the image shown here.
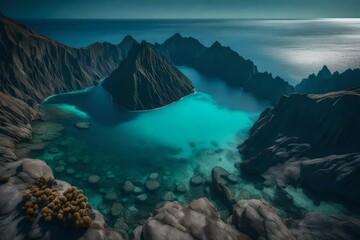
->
[169,33,184,41]
[102,42,194,110]
[318,65,332,79]
[211,41,222,48]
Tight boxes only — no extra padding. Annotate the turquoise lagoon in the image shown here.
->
[25,67,348,232]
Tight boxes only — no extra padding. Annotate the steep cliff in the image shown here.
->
[0,14,135,103]
[102,41,195,110]
[239,88,360,203]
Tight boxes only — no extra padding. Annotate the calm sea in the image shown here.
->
[19,18,360,84]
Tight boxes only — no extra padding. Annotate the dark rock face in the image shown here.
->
[102,41,194,110]
[0,14,134,103]
[211,166,235,208]
[154,33,206,66]
[301,153,360,204]
[287,212,360,240]
[156,33,294,104]
[0,92,39,163]
[134,198,251,240]
[296,65,360,94]
[243,72,295,105]
[239,88,360,203]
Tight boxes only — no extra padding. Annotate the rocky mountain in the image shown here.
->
[239,88,360,204]
[0,14,135,103]
[102,41,195,110]
[156,33,294,105]
[296,65,360,93]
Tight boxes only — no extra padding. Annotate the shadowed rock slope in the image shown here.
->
[156,33,294,105]
[102,41,194,110]
[239,88,360,204]
[0,14,135,103]
[296,65,360,94]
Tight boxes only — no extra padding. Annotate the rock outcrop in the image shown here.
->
[239,88,360,204]
[232,199,296,240]
[134,198,251,240]
[296,65,360,94]
[102,41,194,110]
[0,159,124,240]
[156,33,294,104]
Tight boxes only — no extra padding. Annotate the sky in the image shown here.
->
[0,0,359,19]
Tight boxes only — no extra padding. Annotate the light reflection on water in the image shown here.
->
[21,18,360,84]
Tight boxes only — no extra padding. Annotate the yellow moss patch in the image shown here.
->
[22,177,93,229]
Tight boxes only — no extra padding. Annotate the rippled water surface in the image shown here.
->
[20,18,360,84]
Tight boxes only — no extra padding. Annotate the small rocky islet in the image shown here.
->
[0,13,360,240]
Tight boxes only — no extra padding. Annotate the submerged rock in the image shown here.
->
[75,121,90,129]
[111,203,124,217]
[226,174,239,184]
[133,186,142,194]
[54,166,65,173]
[88,175,101,184]
[48,147,60,154]
[148,172,159,180]
[176,184,187,193]
[212,167,235,208]
[162,191,176,201]
[136,194,148,203]
[66,168,76,175]
[145,180,160,192]
[123,180,134,193]
[105,192,118,201]
[190,176,204,186]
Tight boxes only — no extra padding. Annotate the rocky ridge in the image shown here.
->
[156,33,294,105]
[239,88,360,204]
[296,65,360,94]
[102,41,194,110]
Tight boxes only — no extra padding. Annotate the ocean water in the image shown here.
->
[20,18,360,84]
[19,67,349,235]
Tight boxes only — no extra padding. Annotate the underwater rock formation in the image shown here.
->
[239,88,360,204]
[156,33,294,104]
[102,41,194,110]
[296,65,360,94]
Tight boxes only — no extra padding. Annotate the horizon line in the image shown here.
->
[16,17,360,21]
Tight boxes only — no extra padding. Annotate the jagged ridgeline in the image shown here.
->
[102,41,195,110]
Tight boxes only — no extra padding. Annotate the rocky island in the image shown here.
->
[102,41,195,110]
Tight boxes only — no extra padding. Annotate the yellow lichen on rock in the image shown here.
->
[22,177,93,229]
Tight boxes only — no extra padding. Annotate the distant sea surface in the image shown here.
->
[20,18,360,84]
